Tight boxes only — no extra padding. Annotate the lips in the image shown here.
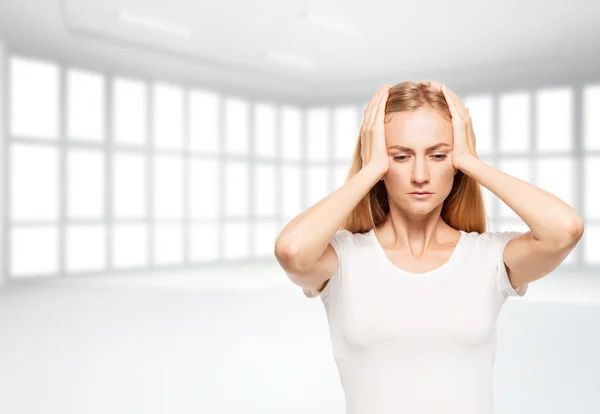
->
[410,192,432,195]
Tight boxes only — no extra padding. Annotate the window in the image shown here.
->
[10,56,59,139]
[113,77,147,146]
[11,144,59,221]
[254,103,277,158]
[536,87,573,152]
[67,69,105,141]
[5,53,597,280]
[225,97,249,155]
[153,82,184,150]
[307,107,329,162]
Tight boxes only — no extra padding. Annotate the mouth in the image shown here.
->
[409,192,432,195]
[409,192,433,199]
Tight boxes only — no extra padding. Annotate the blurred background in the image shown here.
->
[0,0,599,413]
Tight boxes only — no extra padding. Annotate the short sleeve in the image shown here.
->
[493,231,528,300]
[303,229,352,300]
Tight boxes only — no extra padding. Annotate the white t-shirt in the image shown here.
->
[304,228,528,414]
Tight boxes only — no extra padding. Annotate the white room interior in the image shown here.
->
[0,0,599,413]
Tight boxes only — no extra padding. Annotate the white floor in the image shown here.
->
[1,263,599,414]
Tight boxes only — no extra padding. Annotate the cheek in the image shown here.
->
[382,168,403,187]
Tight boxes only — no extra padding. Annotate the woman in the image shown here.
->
[274,80,583,414]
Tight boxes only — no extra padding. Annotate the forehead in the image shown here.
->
[384,107,452,147]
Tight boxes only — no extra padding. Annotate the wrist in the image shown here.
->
[364,162,387,179]
[456,153,480,171]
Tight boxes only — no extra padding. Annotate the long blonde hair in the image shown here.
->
[340,80,488,235]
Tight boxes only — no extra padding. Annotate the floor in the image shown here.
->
[1,263,599,414]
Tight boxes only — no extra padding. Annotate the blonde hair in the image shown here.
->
[340,80,488,235]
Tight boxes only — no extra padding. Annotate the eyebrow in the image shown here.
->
[387,143,451,152]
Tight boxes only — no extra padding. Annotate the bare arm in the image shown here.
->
[275,84,391,289]
[275,162,384,272]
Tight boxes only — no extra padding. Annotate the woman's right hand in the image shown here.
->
[360,84,390,177]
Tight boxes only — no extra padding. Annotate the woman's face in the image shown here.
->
[382,107,457,214]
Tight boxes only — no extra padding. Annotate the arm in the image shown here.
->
[274,163,383,285]
[458,154,584,289]
[275,83,390,291]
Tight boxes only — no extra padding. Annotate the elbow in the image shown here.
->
[274,243,296,263]
[274,239,301,268]
[563,217,584,247]
[274,235,299,260]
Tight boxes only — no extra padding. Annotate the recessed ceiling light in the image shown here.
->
[266,50,316,70]
[116,10,193,38]
[300,11,359,37]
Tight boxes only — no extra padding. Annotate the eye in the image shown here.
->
[392,155,447,161]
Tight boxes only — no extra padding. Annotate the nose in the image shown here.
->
[411,157,430,184]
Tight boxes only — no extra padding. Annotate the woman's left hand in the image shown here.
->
[430,81,479,169]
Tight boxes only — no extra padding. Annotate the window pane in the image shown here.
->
[189,158,219,219]
[225,97,249,154]
[583,84,600,150]
[307,166,328,208]
[153,82,183,150]
[190,223,218,262]
[464,95,493,155]
[223,222,248,259]
[536,87,573,152]
[11,226,58,277]
[282,165,301,218]
[254,103,276,158]
[67,149,104,219]
[583,225,600,265]
[334,105,358,161]
[307,107,329,162]
[584,156,600,219]
[536,157,574,208]
[112,224,147,268]
[66,225,106,272]
[225,161,248,217]
[480,158,495,218]
[253,221,279,257]
[11,144,58,220]
[113,77,147,146]
[113,153,147,219]
[254,163,276,217]
[154,224,183,265]
[154,155,183,220]
[495,220,530,234]
[67,69,105,141]
[499,92,530,153]
[10,56,58,139]
[189,89,219,154]
[281,106,302,161]
[498,159,530,219]
[334,165,349,190]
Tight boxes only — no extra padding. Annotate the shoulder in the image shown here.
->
[467,230,523,249]
[301,229,367,299]
[465,229,529,298]
[331,229,354,248]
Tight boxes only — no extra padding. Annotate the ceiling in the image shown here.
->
[1,0,600,103]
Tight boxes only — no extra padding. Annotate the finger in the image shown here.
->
[443,85,469,121]
[373,86,389,126]
[366,87,386,127]
[445,87,470,125]
[363,88,382,126]
[442,85,463,122]
[429,80,443,92]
